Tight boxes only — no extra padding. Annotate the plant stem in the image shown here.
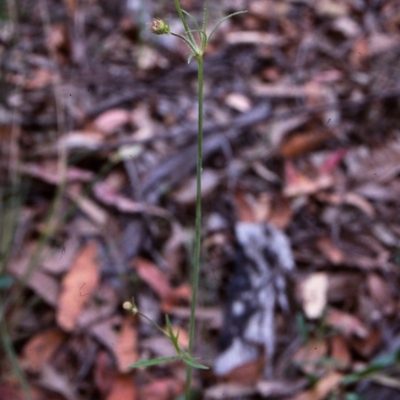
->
[173,0,196,48]
[184,55,204,400]
[0,313,33,400]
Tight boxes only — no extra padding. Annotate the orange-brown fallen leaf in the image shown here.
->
[280,131,333,158]
[106,374,138,400]
[139,378,184,400]
[132,257,173,301]
[329,334,351,369]
[219,357,265,385]
[113,316,138,373]
[290,372,343,400]
[57,241,100,331]
[21,329,65,373]
[292,338,328,375]
[94,351,115,397]
[326,308,368,338]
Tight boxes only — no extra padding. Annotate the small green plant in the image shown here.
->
[128,2,246,399]
[341,346,400,387]
[124,299,208,370]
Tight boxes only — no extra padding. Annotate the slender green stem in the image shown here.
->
[184,55,204,400]
[173,0,196,50]
[170,32,198,54]
[0,313,33,400]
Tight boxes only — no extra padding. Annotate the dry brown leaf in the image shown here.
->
[113,317,138,373]
[284,162,333,197]
[290,372,343,400]
[268,194,293,229]
[93,109,131,135]
[39,364,75,400]
[94,351,116,396]
[332,17,360,38]
[57,241,100,331]
[226,31,285,46]
[64,0,76,15]
[252,192,273,223]
[292,338,328,375]
[350,36,369,68]
[67,185,108,227]
[172,169,221,205]
[269,115,308,148]
[47,23,70,62]
[139,378,184,400]
[90,317,121,355]
[280,131,333,158]
[59,131,103,151]
[349,328,381,358]
[317,237,344,264]
[368,33,399,56]
[329,335,351,368]
[222,357,265,385]
[225,92,252,112]
[162,223,186,277]
[0,384,25,400]
[318,149,348,176]
[23,69,55,90]
[93,182,169,218]
[252,83,308,98]
[21,163,93,185]
[41,236,80,275]
[342,192,375,218]
[130,104,156,140]
[205,382,257,399]
[248,0,290,18]
[161,284,192,313]
[326,308,368,339]
[9,252,59,306]
[256,379,307,398]
[367,273,395,315]
[132,257,172,301]
[234,189,256,222]
[107,374,138,400]
[315,0,348,17]
[21,330,65,373]
[327,273,361,306]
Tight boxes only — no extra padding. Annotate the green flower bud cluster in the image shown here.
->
[149,18,170,35]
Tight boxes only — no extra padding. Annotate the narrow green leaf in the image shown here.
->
[173,0,195,46]
[182,356,209,370]
[170,32,199,55]
[341,373,363,386]
[208,11,247,43]
[0,275,14,290]
[345,393,361,400]
[165,315,173,334]
[165,315,181,355]
[182,9,200,31]
[370,353,397,369]
[128,356,180,369]
[202,0,209,32]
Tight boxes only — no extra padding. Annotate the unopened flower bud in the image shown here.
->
[123,301,132,310]
[149,18,170,35]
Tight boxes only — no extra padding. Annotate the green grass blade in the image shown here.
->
[182,356,209,370]
[208,11,247,43]
[129,356,180,369]
[202,0,209,32]
[182,9,200,31]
